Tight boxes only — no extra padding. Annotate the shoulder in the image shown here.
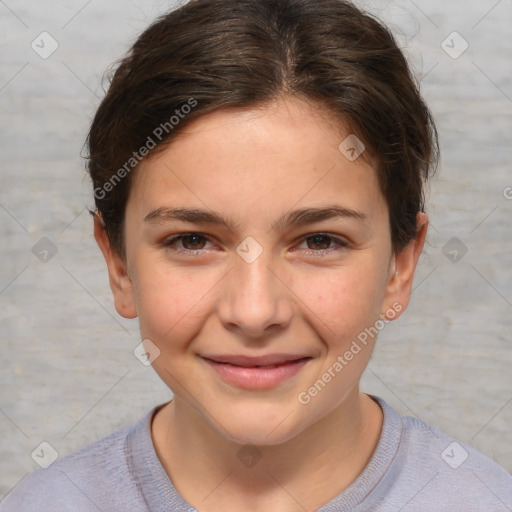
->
[0,414,152,512]
[401,413,510,477]
[380,399,512,511]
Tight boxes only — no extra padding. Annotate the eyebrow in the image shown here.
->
[144,205,368,232]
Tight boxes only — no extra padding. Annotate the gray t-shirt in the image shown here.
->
[1,396,511,511]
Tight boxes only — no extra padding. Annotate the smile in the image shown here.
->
[200,354,312,390]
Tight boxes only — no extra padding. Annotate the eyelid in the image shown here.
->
[162,231,350,256]
[295,233,350,255]
[162,232,216,252]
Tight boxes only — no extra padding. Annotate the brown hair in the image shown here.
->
[86,0,438,258]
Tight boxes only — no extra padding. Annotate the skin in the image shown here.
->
[94,96,427,512]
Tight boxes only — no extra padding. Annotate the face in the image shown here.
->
[96,96,426,446]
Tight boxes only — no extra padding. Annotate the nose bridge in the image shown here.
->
[217,244,292,337]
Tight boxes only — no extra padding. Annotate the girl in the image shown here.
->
[3,0,510,510]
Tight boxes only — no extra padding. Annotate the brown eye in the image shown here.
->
[297,233,349,256]
[306,234,333,250]
[180,234,207,250]
[163,233,212,253]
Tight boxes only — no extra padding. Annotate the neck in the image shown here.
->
[151,388,382,512]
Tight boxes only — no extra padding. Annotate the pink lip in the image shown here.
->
[201,354,312,390]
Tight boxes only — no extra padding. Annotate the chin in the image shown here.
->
[224,423,301,447]
[210,402,311,447]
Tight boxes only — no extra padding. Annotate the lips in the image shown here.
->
[201,353,312,390]
[202,353,310,367]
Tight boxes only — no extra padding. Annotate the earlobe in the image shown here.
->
[382,212,428,319]
[93,214,138,319]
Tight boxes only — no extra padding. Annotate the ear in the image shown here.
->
[381,212,428,320]
[93,214,137,319]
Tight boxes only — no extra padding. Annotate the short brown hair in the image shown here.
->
[86,0,439,257]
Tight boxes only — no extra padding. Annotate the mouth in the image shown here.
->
[200,354,312,390]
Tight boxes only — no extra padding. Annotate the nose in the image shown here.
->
[217,250,293,339]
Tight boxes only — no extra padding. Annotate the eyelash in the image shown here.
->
[162,232,349,257]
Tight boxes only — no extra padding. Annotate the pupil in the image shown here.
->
[185,235,203,249]
[310,235,329,250]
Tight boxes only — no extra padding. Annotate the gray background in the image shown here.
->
[1,0,511,498]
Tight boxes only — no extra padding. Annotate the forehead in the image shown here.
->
[127,97,386,228]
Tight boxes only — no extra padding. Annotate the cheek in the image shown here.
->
[133,261,218,349]
[131,244,391,355]
[292,262,387,344]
